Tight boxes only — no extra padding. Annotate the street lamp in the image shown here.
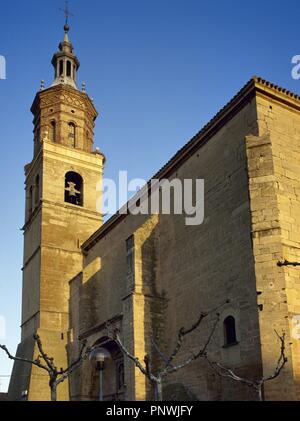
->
[89,347,111,401]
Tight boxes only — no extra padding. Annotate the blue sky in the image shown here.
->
[1,0,300,393]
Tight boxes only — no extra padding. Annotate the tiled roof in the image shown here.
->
[253,76,300,101]
[82,76,300,251]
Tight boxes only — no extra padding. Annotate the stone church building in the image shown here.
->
[8,23,300,401]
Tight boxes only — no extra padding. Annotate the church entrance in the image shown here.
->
[90,337,125,401]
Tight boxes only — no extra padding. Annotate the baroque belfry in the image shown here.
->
[9,22,104,400]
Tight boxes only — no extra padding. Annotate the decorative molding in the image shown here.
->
[78,314,123,340]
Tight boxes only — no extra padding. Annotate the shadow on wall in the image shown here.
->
[139,216,212,401]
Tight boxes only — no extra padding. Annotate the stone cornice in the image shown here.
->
[41,199,103,219]
[42,140,105,169]
[23,198,102,234]
[24,140,104,184]
[23,243,82,272]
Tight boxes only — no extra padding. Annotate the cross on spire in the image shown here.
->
[52,0,80,89]
[60,1,74,25]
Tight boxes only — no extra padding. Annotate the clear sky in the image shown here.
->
[1,0,300,393]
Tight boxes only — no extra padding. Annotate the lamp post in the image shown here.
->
[89,347,111,402]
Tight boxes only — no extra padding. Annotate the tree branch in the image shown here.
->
[166,300,228,368]
[204,355,255,388]
[204,331,287,394]
[59,340,88,375]
[0,344,50,373]
[163,313,221,376]
[150,337,172,367]
[2,335,91,401]
[34,334,57,372]
[144,355,152,379]
[195,313,220,358]
[110,328,158,383]
[105,301,228,400]
[263,331,287,383]
[56,356,86,385]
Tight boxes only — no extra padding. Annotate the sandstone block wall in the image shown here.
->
[71,96,264,401]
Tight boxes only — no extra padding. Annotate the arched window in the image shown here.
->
[223,316,237,346]
[68,123,76,148]
[35,175,40,206]
[65,171,83,206]
[59,60,64,76]
[67,61,72,77]
[50,121,56,142]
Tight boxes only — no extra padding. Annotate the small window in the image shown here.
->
[29,186,33,215]
[50,121,56,142]
[68,123,76,148]
[35,175,40,206]
[67,61,72,77]
[59,60,64,76]
[223,316,237,346]
[65,171,83,207]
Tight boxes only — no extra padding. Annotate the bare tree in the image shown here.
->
[0,334,90,401]
[107,300,229,401]
[204,331,287,401]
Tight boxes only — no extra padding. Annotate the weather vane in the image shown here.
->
[60,1,74,25]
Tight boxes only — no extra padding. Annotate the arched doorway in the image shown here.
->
[90,337,125,401]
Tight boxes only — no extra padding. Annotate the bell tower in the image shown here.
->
[9,22,104,401]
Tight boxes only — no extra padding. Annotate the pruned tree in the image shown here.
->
[0,334,90,401]
[204,330,287,401]
[106,300,229,401]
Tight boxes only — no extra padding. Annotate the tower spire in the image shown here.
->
[51,2,79,89]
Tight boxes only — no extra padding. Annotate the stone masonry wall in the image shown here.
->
[247,92,300,400]
[72,96,266,400]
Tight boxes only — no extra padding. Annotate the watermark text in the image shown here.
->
[0,55,6,80]
[98,171,204,226]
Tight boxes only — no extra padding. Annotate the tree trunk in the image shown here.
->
[50,381,57,402]
[257,385,263,402]
[155,379,163,401]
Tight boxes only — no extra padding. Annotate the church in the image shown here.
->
[8,21,300,401]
